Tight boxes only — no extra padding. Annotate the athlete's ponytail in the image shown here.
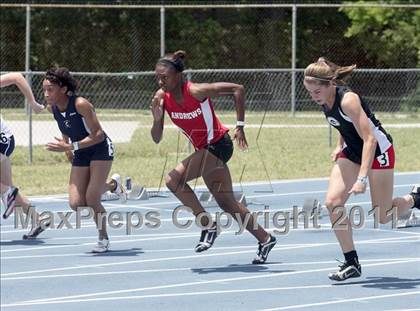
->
[304,57,356,86]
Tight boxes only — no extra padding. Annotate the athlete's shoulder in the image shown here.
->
[341,91,361,106]
[188,81,208,93]
[74,96,94,115]
[74,96,89,105]
[187,82,211,102]
[341,91,363,116]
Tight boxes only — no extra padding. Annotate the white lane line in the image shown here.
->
[1,229,417,260]
[1,235,418,277]
[2,257,418,281]
[0,244,261,261]
[0,243,324,277]
[247,183,417,200]
[3,282,420,307]
[0,230,207,242]
[0,232,201,254]
[25,171,420,202]
[2,225,418,255]
[369,228,420,235]
[17,181,418,210]
[2,259,418,308]
[259,291,420,311]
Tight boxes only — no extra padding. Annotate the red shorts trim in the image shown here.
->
[338,145,395,169]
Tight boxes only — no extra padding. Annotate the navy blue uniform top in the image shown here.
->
[52,96,104,143]
[322,86,392,158]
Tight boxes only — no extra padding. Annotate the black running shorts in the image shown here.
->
[72,137,114,167]
[205,133,234,164]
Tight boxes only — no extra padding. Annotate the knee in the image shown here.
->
[165,171,183,192]
[325,198,346,219]
[325,198,344,212]
[68,191,86,211]
[85,192,101,209]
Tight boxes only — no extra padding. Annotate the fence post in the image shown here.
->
[25,4,33,164]
[187,70,192,154]
[160,6,165,57]
[291,5,297,116]
[328,124,332,148]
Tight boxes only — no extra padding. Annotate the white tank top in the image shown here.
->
[0,115,13,138]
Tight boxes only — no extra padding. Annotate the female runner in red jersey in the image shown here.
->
[151,50,276,264]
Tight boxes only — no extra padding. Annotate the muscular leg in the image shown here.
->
[86,160,112,240]
[201,152,269,243]
[369,169,415,224]
[325,158,359,253]
[68,166,90,211]
[165,149,213,227]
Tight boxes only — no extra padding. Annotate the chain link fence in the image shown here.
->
[1,2,419,179]
[3,69,418,110]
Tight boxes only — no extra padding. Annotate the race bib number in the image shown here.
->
[0,132,9,144]
[376,151,390,167]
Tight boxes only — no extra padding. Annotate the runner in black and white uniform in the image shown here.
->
[51,95,114,167]
[44,67,125,253]
[303,57,419,282]
[1,73,49,239]
[323,85,394,169]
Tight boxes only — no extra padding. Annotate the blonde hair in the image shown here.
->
[304,57,356,86]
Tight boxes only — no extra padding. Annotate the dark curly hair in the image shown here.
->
[45,67,78,94]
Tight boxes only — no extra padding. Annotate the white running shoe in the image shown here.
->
[111,173,127,202]
[92,238,110,253]
[2,186,19,219]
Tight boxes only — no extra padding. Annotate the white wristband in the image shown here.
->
[357,176,368,185]
[236,121,245,127]
[72,141,80,151]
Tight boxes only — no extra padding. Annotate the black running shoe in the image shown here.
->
[195,224,218,253]
[2,187,19,219]
[22,221,50,240]
[252,234,277,264]
[410,185,420,209]
[328,260,362,281]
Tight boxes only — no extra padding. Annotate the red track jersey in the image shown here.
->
[163,81,229,150]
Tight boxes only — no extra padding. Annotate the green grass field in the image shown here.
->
[4,109,420,196]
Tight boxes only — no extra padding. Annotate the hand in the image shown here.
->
[46,137,72,152]
[348,181,367,195]
[233,127,248,151]
[331,146,342,162]
[65,150,74,163]
[29,101,45,114]
[150,96,164,122]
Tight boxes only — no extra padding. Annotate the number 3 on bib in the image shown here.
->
[377,151,390,167]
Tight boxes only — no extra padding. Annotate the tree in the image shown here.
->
[341,0,420,67]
